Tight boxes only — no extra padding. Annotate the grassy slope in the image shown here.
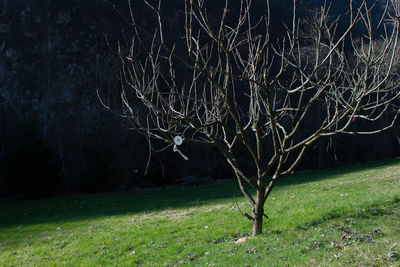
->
[0,160,399,266]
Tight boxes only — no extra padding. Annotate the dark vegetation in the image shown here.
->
[0,0,399,198]
[4,122,61,197]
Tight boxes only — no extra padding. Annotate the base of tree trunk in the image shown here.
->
[252,215,263,236]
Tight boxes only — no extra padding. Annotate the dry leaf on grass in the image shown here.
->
[234,237,248,244]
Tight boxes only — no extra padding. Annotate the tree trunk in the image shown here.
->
[252,210,263,236]
[252,185,265,236]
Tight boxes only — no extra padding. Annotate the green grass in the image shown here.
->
[1,159,399,266]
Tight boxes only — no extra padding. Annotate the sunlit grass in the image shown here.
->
[0,159,399,266]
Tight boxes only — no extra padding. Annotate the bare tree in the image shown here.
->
[106,0,400,236]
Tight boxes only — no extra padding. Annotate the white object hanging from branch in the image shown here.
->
[173,136,189,160]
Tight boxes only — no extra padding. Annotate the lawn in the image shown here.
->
[0,159,399,266]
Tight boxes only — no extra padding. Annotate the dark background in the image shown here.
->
[0,0,399,198]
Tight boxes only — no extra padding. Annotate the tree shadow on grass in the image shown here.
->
[0,180,242,229]
[0,159,398,229]
[295,196,400,231]
[274,158,399,187]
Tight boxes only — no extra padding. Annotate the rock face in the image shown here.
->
[0,0,234,196]
[0,0,399,197]
[0,0,145,195]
